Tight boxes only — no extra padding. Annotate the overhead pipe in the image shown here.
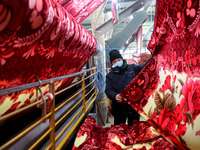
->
[136,25,143,53]
[111,0,119,24]
[93,42,103,56]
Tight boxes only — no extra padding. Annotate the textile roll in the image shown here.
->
[0,0,97,116]
[73,0,200,149]
[121,0,200,149]
[63,0,106,23]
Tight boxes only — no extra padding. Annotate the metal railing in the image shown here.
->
[0,67,97,150]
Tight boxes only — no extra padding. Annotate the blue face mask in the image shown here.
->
[112,60,123,68]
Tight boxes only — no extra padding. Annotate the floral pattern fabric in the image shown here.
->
[63,0,106,23]
[0,0,97,116]
[121,0,200,149]
[72,117,174,150]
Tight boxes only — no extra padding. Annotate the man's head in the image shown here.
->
[109,50,123,65]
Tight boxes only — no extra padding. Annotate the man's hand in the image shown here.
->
[115,94,122,103]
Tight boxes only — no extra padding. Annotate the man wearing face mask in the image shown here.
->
[105,50,149,125]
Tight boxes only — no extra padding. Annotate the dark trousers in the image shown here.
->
[114,111,139,125]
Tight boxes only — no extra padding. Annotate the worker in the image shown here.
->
[105,50,150,125]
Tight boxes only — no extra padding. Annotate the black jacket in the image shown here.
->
[105,60,147,115]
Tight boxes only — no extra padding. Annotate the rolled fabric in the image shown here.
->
[0,0,97,116]
[121,0,200,149]
[63,0,106,23]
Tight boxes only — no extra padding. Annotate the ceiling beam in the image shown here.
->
[105,10,147,50]
[94,0,154,38]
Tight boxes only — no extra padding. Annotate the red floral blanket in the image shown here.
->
[72,117,174,150]
[121,0,200,149]
[0,0,97,116]
[73,0,200,149]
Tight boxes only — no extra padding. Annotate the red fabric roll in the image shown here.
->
[64,0,106,23]
[0,0,97,116]
[121,0,200,149]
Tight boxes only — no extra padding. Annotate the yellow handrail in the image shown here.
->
[55,88,83,112]
[85,79,95,88]
[49,83,56,150]
[55,79,94,112]
[85,72,96,80]
[56,94,97,150]
[55,79,83,96]
[85,87,95,98]
[55,72,95,96]
[28,128,52,150]
[82,73,86,113]
[85,93,96,105]
[55,107,84,143]
[0,67,98,150]
[0,113,52,150]
[55,98,83,127]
